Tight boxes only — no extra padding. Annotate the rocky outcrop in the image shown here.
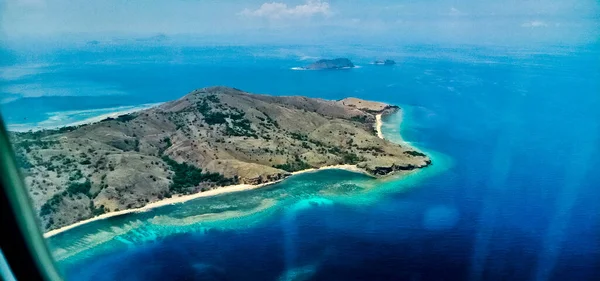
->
[374,60,396,65]
[339,97,399,115]
[203,159,290,185]
[304,58,355,70]
[358,156,431,176]
[338,97,389,112]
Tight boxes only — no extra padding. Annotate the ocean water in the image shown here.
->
[2,44,600,280]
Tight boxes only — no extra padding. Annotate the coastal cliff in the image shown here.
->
[11,86,429,231]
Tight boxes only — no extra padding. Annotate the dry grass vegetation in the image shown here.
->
[11,87,430,231]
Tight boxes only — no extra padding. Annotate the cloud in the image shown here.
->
[239,0,331,19]
[522,20,548,28]
[448,7,466,16]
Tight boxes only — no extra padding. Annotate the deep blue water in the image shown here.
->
[1,44,600,280]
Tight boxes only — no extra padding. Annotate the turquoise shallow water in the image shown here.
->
[46,110,452,264]
[1,44,600,280]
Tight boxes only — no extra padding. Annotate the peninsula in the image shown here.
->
[11,87,430,232]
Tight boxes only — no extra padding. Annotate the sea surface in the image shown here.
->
[1,44,599,281]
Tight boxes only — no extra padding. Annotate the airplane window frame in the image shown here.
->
[0,117,63,281]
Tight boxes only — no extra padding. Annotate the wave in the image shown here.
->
[299,55,319,61]
[0,63,53,81]
[6,103,162,132]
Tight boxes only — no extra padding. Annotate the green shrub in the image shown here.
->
[206,95,220,103]
[308,139,326,147]
[225,118,257,137]
[203,111,228,125]
[404,150,426,157]
[290,132,308,141]
[66,180,92,196]
[342,153,360,164]
[159,137,172,155]
[161,156,236,193]
[40,193,63,216]
[68,170,84,181]
[350,115,369,123]
[116,114,136,122]
[134,139,140,152]
[263,114,279,128]
[15,139,58,152]
[273,160,312,172]
[90,202,106,216]
[57,126,78,133]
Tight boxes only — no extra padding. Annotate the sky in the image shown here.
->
[1,0,599,45]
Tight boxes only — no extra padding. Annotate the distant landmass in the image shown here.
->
[304,58,355,70]
[11,87,429,231]
[374,60,396,65]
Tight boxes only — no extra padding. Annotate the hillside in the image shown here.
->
[11,86,430,231]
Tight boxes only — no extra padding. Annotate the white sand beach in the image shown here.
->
[65,103,162,127]
[43,164,371,238]
[375,114,384,139]
[44,181,274,237]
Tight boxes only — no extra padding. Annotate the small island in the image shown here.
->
[374,59,396,65]
[304,58,355,70]
[11,87,430,233]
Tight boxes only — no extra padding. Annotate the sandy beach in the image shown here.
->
[44,164,372,238]
[375,114,384,139]
[44,112,389,238]
[44,181,276,237]
[291,164,369,176]
[65,103,162,128]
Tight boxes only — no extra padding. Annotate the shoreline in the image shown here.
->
[44,181,276,238]
[65,103,162,128]
[8,103,162,132]
[375,114,384,139]
[44,112,390,238]
[44,164,372,238]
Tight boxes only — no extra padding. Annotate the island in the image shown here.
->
[11,86,430,232]
[374,59,396,65]
[303,58,355,70]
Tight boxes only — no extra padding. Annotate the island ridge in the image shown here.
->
[11,86,430,232]
[303,58,355,70]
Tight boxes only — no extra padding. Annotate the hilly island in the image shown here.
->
[11,86,430,232]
